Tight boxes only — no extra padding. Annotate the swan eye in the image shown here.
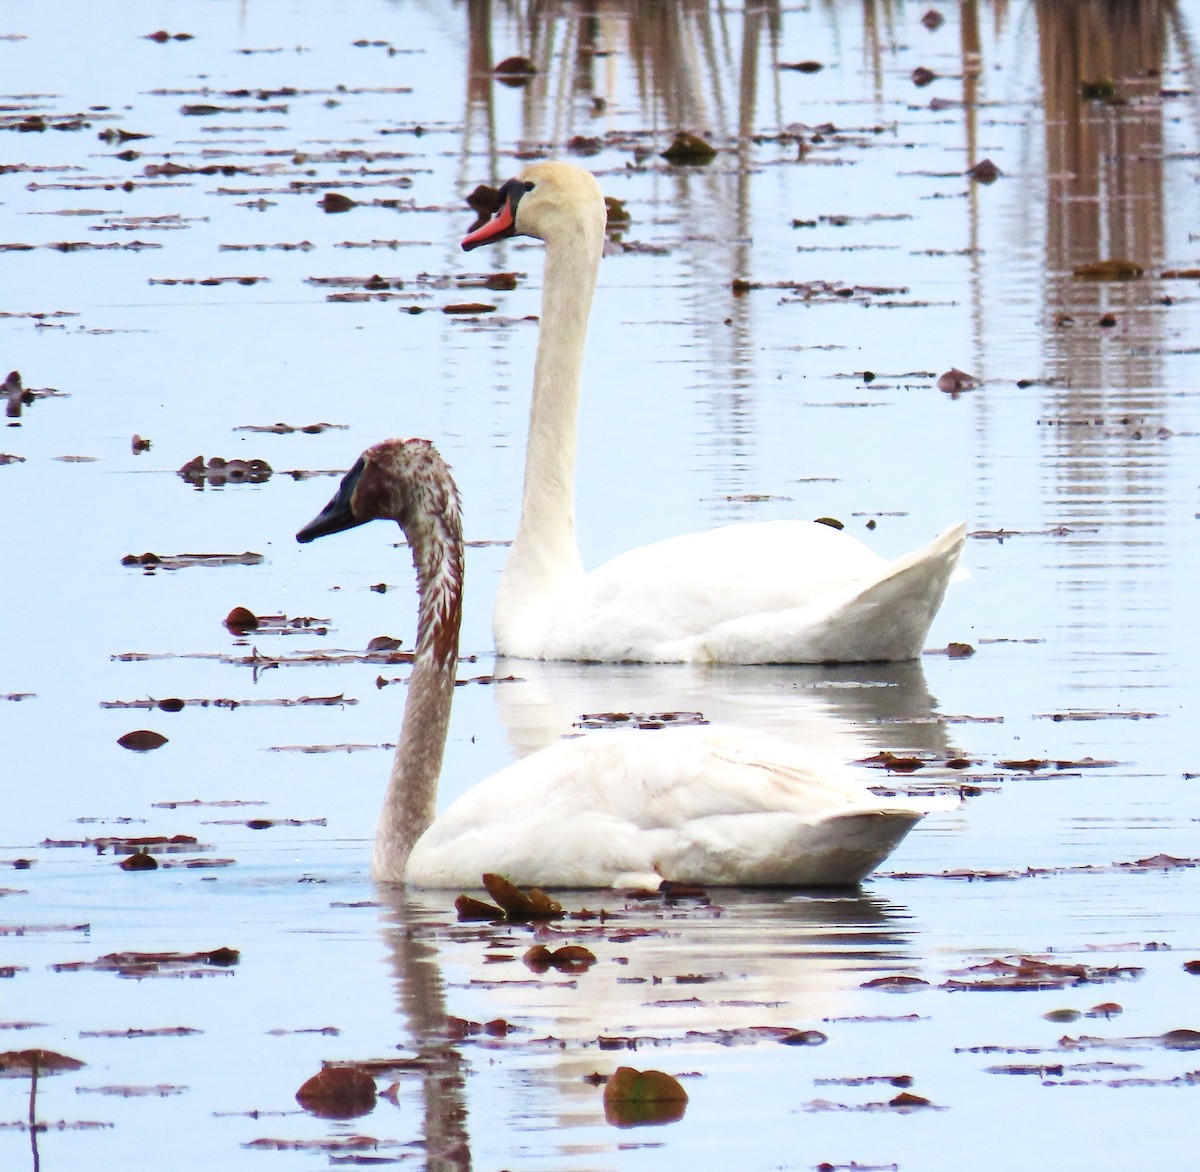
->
[522,181,534,192]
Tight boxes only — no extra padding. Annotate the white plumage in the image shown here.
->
[297,439,948,890]
[461,160,966,664]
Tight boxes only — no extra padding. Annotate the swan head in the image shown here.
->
[296,438,460,546]
[461,160,605,250]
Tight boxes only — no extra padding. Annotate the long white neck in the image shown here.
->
[374,506,463,882]
[495,209,604,652]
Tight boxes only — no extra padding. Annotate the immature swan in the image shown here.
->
[461,161,966,663]
[296,438,945,888]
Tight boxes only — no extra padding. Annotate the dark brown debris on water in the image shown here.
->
[244,1136,402,1153]
[924,641,975,658]
[1058,1028,1200,1052]
[967,158,1001,184]
[778,60,824,73]
[911,66,938,87]
[4,370,24,418]
[207,817,326,829]
[131,434,151,453]
[119,850,159,872]
[53,947,238,978]
[660,131,717,165]
[464,183,501,231]
[178,456,272,486]
[295,1064,377,1120]
[1072,258,1143,280]
[443,301,497,315]
[319,192,357,213]
[942,956,1142,992]
[149,275,265,285]
[483,873,564,921]
[117,729,168,752]
[493,55,537,86]
[604,196,631,233]
[780,1029,827,1046]
[1079,77,1118,102]
[77,1083,187,1097]
[98,128,152,144]
[153,798,268,809]
[104,693,346,710]
[1036,708,1162,721]
[807,1090,941,1113]
[455,894,503,921]
[860,974,930,991]
[603,1066,688,1129]
[856,751,927,773]
[44,833,199,853]
[0,1048,84,1076]
[921,8,946,30]
[936,367,979,396]
[567,134,602,156]
[145,30,194,42]
[225,606,259,635]
[233,421,347,434]
[523,944,597,974]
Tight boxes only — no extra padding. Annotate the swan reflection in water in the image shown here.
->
[377,882,916,1162]
[489,655,960,766]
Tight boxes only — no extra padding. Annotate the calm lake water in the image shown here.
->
[3,1,1200,1168]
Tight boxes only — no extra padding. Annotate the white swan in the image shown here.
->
[461,161,966,664]
[296,438,947,889]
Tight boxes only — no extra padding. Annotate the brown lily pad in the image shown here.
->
[936,367,978,395]
[602,1066,688,1128]
[523,944,597,974]
[224,606,259,635]
[119,850,159,872]
[660,131,717,165]
[455,894,502,921]
[482,873,563,921]
[0,1048,84,1076]
[1073,259,1143,280]
[117,730,168,752]
[493,56,536,86]
[178,456,272,486]
[296,1064,377,1119]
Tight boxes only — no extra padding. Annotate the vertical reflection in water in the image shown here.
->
[859,0,899,104]
[1035,2,1174,649]
[463,0,498,186]
[378,890,472,1172]
[960,1,989,375]
[1038,0,1167,389]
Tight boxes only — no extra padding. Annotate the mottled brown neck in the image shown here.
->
[370,444,465,881]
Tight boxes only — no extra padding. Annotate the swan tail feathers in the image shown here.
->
[698,522,966,664]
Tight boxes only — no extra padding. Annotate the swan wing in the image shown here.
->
[697,522,967,663]
[404,725,944,889]
[534,520,890,661]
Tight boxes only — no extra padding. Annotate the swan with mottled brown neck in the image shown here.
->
[297,438,951,888]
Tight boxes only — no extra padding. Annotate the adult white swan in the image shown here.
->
[296,438,947,888]
[462,161,966,663]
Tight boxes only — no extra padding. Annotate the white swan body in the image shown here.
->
[406,723,931,889]
[462,161,966,664]
[297,439,947,889]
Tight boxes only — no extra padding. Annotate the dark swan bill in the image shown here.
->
[296,456,369,543]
